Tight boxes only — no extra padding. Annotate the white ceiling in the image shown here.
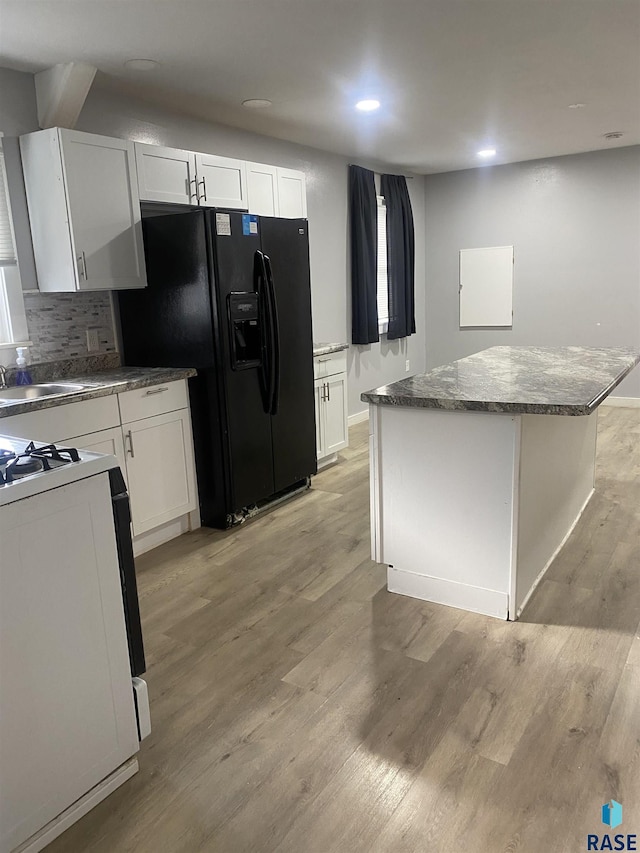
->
[1,0,639,173]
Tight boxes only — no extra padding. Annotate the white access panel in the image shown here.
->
[459,245,513,328]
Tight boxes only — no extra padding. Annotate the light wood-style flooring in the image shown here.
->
[47,406,640,852]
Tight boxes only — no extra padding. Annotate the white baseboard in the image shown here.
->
[317,452,338,469]
[16,759,138,853]
[387,566,509,620]
[602,396,640,408]
[133,514,191,556]
[348,410,369,427]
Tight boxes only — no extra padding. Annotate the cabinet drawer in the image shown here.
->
[0,395,120,443]
[118,380,188,423]
[313,352,347,379]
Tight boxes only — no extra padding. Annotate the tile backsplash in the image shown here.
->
[24,291,117,362]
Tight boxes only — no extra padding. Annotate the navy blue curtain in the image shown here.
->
[349,165,379,344]
[381,173,415,339]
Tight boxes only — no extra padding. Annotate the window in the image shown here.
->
[0,135,29,354]
[376,195,388,334]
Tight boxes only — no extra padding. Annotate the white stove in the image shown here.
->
[0,434,149,853]
[0,435,118,506]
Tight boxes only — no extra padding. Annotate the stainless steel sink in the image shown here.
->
[0,382,87,401]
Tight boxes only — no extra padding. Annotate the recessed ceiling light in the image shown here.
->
[568,103,585,109]
[604,131,624,139]
[477,148,497,158]
[355,99,380,112]
[123,59,160,72]
[242,99,273,109]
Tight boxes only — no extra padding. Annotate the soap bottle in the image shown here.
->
[15,348,33,385]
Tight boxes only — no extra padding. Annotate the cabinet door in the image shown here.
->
[323,374,348,455]
[246,162,279,216]
[60,427,128,485]
[135,143,197,205]
[194,153,247,209]
[123,409,197,536]
[276,167,307,218]
[59,129,147,290]
[314,378,325,459]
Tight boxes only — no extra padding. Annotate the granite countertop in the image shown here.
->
[313,342,349,357]
[361,346,640,415]
[0,366,197,418]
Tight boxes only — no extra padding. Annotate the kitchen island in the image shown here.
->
[362,346,640,620]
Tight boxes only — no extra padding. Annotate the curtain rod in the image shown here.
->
[349,164,414,179]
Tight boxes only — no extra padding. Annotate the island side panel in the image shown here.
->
[514,411,597,617]
[372,405,519,619]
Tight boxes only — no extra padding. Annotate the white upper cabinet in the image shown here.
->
[135,141,307,218]
[194,153,247,209]
[135,143,197,205]
[246,162,279,217]
[135,145,248,210]
[247,163,307,218]
[313,352,348,464]
[276,167,307,218]
[20,128,147,292]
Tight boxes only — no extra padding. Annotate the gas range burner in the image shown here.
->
[0,442,81,485]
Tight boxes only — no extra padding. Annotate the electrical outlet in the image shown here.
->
[86,328,101,352]
[405,359,410,372]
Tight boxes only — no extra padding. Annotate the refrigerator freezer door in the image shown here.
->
[259,217,317,492]
[208,211,275,511]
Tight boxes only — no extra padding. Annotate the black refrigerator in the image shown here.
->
[118,209,317,528]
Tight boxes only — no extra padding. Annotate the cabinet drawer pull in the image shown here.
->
[317,357,330,362]
[77,251,88,280]
[125,430,135,458]
[144,386,169,395]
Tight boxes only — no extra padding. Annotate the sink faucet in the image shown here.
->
[0,365,6,389]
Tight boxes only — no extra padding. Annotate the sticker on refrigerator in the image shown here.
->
[242,214,258,236]
[216,213,231,236]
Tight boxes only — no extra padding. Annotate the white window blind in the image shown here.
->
[0,147,18,266]
[376,196,388,332]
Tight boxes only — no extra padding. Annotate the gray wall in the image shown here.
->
[76,86,427,416]
[0,67,38,134]
[424,146,640,397]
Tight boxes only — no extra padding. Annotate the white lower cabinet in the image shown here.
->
[314,379,326,458]
[122,408,197,536]
[323,374,348,456]
[61,426,128,483]
[0,379,198,548]
[314,352,348,465]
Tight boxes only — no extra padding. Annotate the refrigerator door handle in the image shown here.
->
[254,250,272,414]
[263,253,280,416]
